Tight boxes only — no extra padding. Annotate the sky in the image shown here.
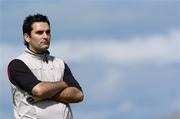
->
[0,0,180,119]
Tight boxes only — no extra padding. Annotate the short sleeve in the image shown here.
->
[63,63,82,90]
[8,59,41,94]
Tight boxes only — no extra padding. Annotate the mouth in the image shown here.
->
[44,41,49,45]
[41,40,49,45]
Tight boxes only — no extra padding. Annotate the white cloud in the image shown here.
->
[2,29,179,67]
[50,29,180,64]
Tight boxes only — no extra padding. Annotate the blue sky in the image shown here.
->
[0,0,180,119]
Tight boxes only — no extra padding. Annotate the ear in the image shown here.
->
[24,33,30,43]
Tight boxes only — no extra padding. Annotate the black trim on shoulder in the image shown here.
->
[63,63,82,90]
[8,59,41,94]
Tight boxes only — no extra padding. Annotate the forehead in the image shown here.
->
[31,22,50,31]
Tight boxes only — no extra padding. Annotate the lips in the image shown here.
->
[43,41,49,44]
[41,40,49,45]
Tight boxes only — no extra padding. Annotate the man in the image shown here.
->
[7,14,84,119]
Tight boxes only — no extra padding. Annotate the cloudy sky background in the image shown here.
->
[0,0,180,119]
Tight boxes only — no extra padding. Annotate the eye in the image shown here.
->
[35,30,50,35]
[36,31,44,35]
[46,30,51,35]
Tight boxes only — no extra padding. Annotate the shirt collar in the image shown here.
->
[25,48,50,63]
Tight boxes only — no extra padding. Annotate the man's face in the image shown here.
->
[24,22,51,53]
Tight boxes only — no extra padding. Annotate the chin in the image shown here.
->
[42,45,49,50]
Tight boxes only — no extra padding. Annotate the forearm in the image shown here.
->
[31,80,68,99]
[52,87,84,104]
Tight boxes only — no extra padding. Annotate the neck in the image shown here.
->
[28,48,41,54]
[27,47,47,54]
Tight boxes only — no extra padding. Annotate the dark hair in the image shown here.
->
[22,14,50,47]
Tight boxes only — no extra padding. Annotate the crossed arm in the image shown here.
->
[8,59,84,104]
[32,80,84,103]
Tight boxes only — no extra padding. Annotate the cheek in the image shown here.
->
[29,37,41,47]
